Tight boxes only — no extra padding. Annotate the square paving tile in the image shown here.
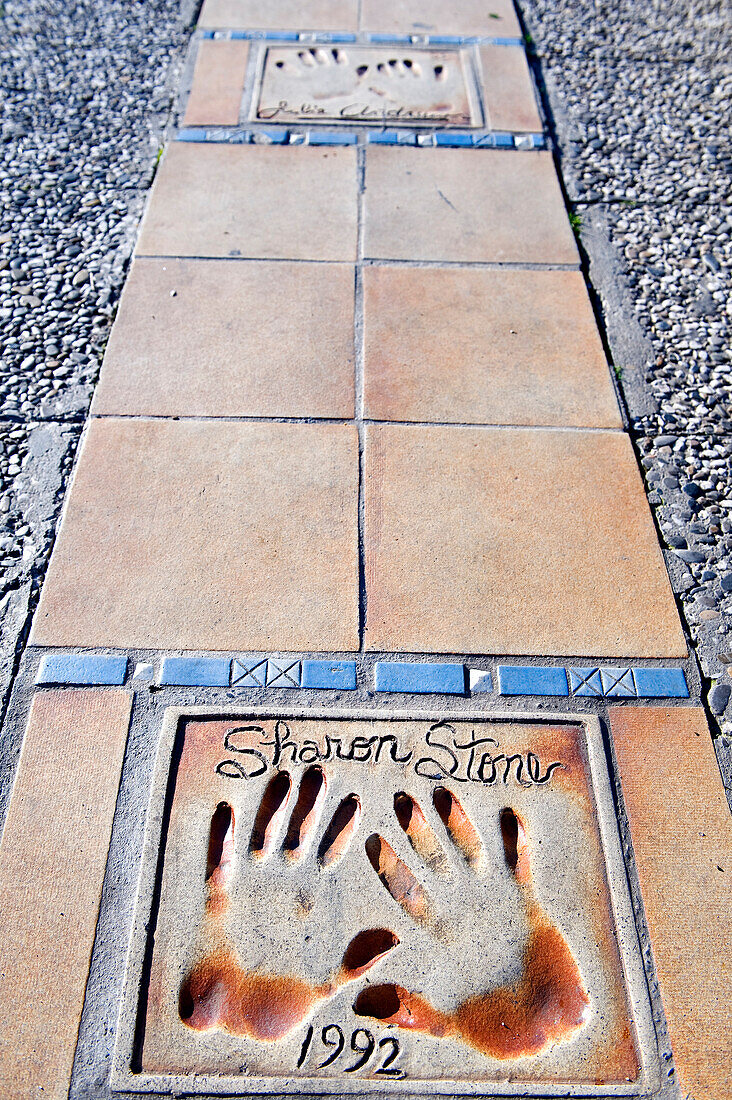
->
[136,144,358,262]
[363,148,578,265]
[0,690,132,1100]
[362,267,621,428]
[183,39,249,126]
[92,259,355,418]
[31,419,360,652]
[359,0,521,38]
[609,707,732,1100]
[480,45,542,133]
[363,424,686,657]
[199,0,358,31]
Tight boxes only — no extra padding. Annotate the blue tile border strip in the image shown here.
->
[498,664,688,699]
[307,131,359,145]
[176,128,543,148]
[36,653,128,686]
[375,661,466,695]
[159,656,230,686]
[498,666,569,696]
[199,29,524,46]
[302,660,357,690]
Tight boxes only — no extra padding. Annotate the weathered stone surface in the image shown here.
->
[362,266,621,428]
[184,39,249,126]
[609,706,732,1100]
[136,144,358,261]
[480,45,542,133]
[359,0,521,38]
[0,690,132,1100]
[31,419,360,652]
[256,45,479,129]
[363,148,578,264]
[363,424,687,657]
[199,0,358,31]
[92,258,355,418]
[124,710,648,1090]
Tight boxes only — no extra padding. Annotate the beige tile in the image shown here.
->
[199,0,357,31]
[136,143,358,261]
[360,0,520,38]
[364,424,686,657]
[480,45,542,133]
[183,40,249,126]
[609,707,732,1100]
[362,266,621,428]
[92,259,355,418]
[363,147,578,264]
[31,419,360,652]
[0,689,132,1100]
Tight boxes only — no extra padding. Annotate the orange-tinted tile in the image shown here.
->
[363,147,578,264]
[199,0,358,31]
[360,0,520,38]
[609,707,732,1100]
[183,39,249,126]
[92,259,355,418]
[480,45,542,133]
[31,419,360,652]
[362,266,621,428]
[363,424,686,657]
[0,689,132,1100]
[136,143,358,261]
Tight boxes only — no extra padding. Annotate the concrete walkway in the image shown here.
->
[0,2,729,1099]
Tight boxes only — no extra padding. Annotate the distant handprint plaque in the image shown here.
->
[126,708,656,1094]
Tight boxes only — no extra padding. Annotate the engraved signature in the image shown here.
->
[257,99,467,124]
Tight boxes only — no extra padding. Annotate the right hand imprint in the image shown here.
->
[355,789,591,1060]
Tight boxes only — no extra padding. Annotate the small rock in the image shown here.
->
[709,682,731,714]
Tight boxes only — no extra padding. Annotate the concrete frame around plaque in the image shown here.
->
[252,44,484,128]
[112,706,660,1097]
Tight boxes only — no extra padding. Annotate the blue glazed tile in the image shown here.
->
[266,31,299,40]
[306,31,357,42]
[177,128,209,142]
[498,666,569,696]
[435,132,474,147]
[599,668,637,698]
[253,128,288,144]
[367,130,416,145]
[301,660,357,690]
[307,131,358,145]
[375,662,466,695]
[488,35,525,46]
[367,33,412,43]
[36,653,128,686]
[568,668,604,697]
[200,29,215,38]
[159,656,229,686]
[632,667,689,698]
[231,658,268,687]
[266,659,302,687]
[427,35,464,44]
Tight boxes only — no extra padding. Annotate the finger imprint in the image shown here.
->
[250,771,292,861]
[432,787,486,871]
[206,801,235,887]
[365,833,435,925]
[394,792,450,876]
[283,766,327,862]
[500,807,532,885]
[318,793,361,868]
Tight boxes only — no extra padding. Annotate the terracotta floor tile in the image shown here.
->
[92,259,355,418]
[480,45,543,133]
[183,40,249,126]
[136,143,358,261]
[609,707,732,1100]
[0,690,132,1100]
[363,424,686,657]
[359,0,520,38]
[31,419,359,652]
[199,0,358,31]
[362,266,621,428]
[363,147,578,264]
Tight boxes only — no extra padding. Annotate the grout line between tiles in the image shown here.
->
[134,253,580,272]
[90,413,627,433]
[355,143,367,652]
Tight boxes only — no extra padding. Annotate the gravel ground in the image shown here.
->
[0,0,193,718]
[519,0,732,792]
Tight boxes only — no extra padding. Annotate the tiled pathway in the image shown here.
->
[0,2,729,1099]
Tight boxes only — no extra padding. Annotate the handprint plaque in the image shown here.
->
[122,708,658,1095]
